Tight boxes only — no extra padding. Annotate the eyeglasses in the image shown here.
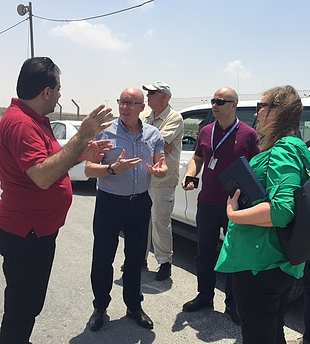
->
[117,99,143,107]
[256,102,270,113]
[211,98,235,106]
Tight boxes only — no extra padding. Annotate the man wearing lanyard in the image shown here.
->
[181,87,260,325]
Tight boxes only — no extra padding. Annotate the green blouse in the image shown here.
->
[215,135,310,279]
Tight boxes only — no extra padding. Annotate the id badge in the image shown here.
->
[208,156,218,170]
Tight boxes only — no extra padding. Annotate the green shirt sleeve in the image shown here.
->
[267,142,303,228]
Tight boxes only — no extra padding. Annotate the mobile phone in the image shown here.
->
[185,176,199,188]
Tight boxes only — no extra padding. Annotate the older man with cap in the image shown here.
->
[140,81,183,281]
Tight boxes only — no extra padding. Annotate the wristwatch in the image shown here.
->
[107,164,116,175]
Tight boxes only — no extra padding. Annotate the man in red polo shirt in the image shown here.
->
[181,87,260,326]
[0,57,112,344]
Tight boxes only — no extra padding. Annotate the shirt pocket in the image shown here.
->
[163,194,174,203]
[139,141,153,165]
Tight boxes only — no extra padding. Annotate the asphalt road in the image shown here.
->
[0,181,305,343]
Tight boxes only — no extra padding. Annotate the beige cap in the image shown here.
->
[142,81,172,97]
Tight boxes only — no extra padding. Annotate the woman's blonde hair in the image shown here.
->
[259,85,302,151]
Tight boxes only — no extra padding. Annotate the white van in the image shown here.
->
[171,98,310,241]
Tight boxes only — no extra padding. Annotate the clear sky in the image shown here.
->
[0,0,309,115]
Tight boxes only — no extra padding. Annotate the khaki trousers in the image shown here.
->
[146,186,175,264]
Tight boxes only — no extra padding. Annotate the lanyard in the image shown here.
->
[211,117,239,156]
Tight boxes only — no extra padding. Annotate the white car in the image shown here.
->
[50,120,89,181]
[171,97,310,241]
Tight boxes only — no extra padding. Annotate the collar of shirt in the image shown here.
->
[11,98,51,129]
[215,116,240,134]
[118,117,143,133]
[144,104,172,124]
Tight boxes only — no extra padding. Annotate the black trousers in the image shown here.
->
[233,268,295,344]
[0,228,57,344]
[195,202,235,308]
[303,261,310,341]
[91,190,152,312]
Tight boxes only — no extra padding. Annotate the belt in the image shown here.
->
[110,191,146,201]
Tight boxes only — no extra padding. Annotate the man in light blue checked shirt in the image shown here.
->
[85,87,167,332]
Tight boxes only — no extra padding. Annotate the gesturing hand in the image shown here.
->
[78,139,112,163]
[111,149,142,173]
[146,157,166,177]
[78,105,114,141]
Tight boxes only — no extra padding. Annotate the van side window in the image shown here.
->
[299,106,310,144]
[182,110,214,151]
[235,107,257,127]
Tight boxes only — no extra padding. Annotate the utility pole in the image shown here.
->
[17,2,34,57]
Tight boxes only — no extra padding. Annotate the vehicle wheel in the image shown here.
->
[288,278,304,303]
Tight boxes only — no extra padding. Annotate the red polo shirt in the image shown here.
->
[195,118,260,206]
[0,98,72,237]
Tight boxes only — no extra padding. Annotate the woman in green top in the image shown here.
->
[215,85,310,344]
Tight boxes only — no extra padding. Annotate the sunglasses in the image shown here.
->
[147,90,163,95]
[43,57,55,71]
[211,98,235,106]
[256,102,270,113]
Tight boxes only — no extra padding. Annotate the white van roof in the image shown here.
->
[180,97,310,114]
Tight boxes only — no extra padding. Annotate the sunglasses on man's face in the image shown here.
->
[256,102,270,114]
[211,98,235,106]
[147,90,163,95]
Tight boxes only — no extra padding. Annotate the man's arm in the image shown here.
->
[160,115,184,144]
[248,130,260,159]
[84,149,142,178]
[26,105,113,189]
[182,154,204,190]
[76,139,111,163]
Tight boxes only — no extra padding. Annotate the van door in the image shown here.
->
[174,109,214,225]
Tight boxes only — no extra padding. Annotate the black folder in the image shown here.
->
[218,156,266,209]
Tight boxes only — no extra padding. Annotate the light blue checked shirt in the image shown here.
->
[94,117,164,195]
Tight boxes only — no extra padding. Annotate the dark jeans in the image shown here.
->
[0,228,57,344]
[303,261,310,341]
[91,190,152,312]
[233,268,294,344]
[195,202,235,308]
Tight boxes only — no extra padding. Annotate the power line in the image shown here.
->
[0,0,154,36]
[33,0,154,22]
[0,18,28,35]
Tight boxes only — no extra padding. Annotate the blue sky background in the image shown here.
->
[0,0,309,114]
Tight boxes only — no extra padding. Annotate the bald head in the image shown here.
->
[212,87,239,128]
[214,87,238,103]
[120,87,144,103]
